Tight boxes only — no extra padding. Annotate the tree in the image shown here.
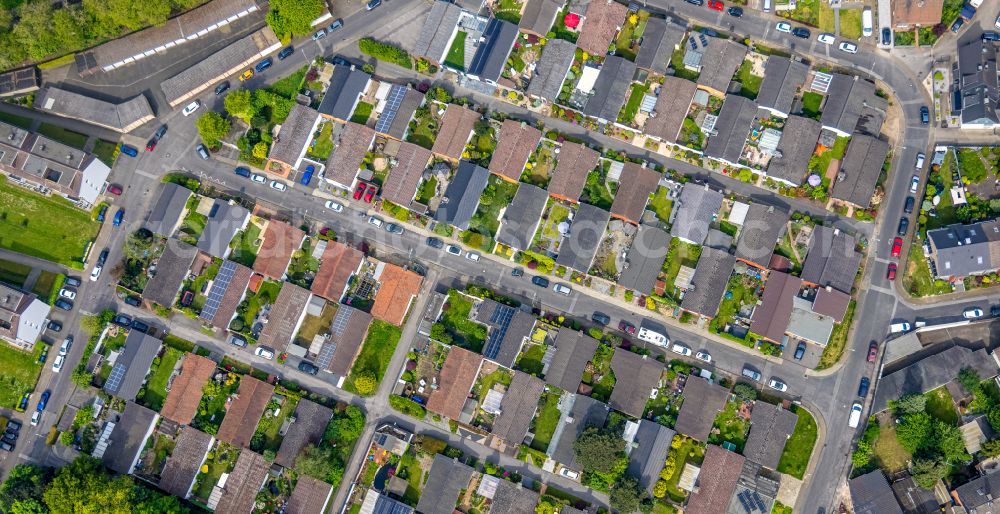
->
[982,439,1000,457]
[59,431,74,446]
[352,372,377,396]
[911,456,949,489]
[1,464,53,512]
[958,367,982,393]
[988,405,1000,432]
[266,0,324,39]
[609,476,643,514]
[573,427,626,475]
[733,383,758,402]
[295,444,344,484]
[42,456,132,514]
[895,412,933,453]
[252,142,269,161]
[652,479,668,499]
[937,421,970,463]
[10,499,46,514]
[223,88,255,123]
[890,393,927,415]
[325,405,365,444]
[195,112,230,149]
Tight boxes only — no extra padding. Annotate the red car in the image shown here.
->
[867,341,879,363]
[618,320,636,335]
[145,138,157,151]
[107,184,123,195]
[180,290,194,306]
[891,237,903,258]
[887,262,897,280]
[353,183,366,200]
[364,185,377,203]
[708,0,724,10]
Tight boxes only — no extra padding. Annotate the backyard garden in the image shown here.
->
[344,320,403,396]
[521,140,558,188]
[581,343,616,402]
[461,175,519,251]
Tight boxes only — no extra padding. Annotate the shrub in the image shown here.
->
[389,395,426,418]
[359,38,412,68]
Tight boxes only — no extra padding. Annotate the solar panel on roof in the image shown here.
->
[200,260,238,322]
[105,363,127,393]
[330,307,352,337]
[752,492,766,511]
[482,304,515,360]
[316,341,336,369]
[374,85,407,134]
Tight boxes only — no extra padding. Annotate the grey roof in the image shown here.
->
[36,87,155,133]
[270,104,319,166]
[475,299,535,367]
[873,344,999,412]
[749,271,801,343]
[104,331,163,401]
[627,420,676,495]
[696,37,747,93]
[618,225,670,293]
[286,475,334,514]
[103,401,158,475]
[704,95,757,165]
[830,134,889,208]
[956,40,999,127]
[361,491,412,514]
[744,404,798,470]
[318,66,371,121]
[609,349,663,417]
[145,182,192,237]
[635,17,686,74]
[675,375,729,441]
[468,18,519,83]
[414,1,463,62]
[583,56,636,122]
[556,203,610,272]
[756,57,809,116]
[492,371,545,445]
[850,471,904,514]
[275,399,334,468]
[545,330,599,392]
[734,203,788,268]
[196,200,251,258]
[492,479,541,514]
[927,219,1000,278]
[159,427,213,498]
[955,472,1000,513]
[526,39,576,102]
[552,395,609,469]
[646,76,698,143]
[681,247,736,317]
[890,476,940,514]
[497,183,548,250]
[381,87,425,140]
[787,297,835,345]
[142,240,198,307]
[436,160,490,229]
[800,225,862,294]
[415,455,475,514]
[766,115,821,185]
[821,74,876,135]
[519,0,563,35]
[670,183,724,245]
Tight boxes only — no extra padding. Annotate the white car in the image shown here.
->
[367,216,383,228]
[817,33,836,44]
[51,355,64,373]
[671,343,692,356]
[325,200,344,212]
[269,180,287,191]
[776,22,792,33]
[848,402,863,428]
[909,175,920,193]
[445,245,462,256]
[465,252,481,262]
[963,307,984,319]
[914,152,925,169]
[558,467,580,480]
[58,337,71,356]
[90,264,103,282]
[251,174,267,184]
[838,41,858,54]
[58,288,76,300]
[255,346,275,360]
[182,100,201,116]
[30,411,40,426]
[553,283,572,296]
[995,13,1000,29]
[767,378,787,392]
[695,351,712,363]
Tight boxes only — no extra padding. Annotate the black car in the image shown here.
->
[791,27,810,38]
[64,276,82,287]
[112,314,133,327]
[0,441,13,452]
[229,334,248,348]
[882,27,892,45]
[897,217,909,236]
[131,319,150,333]
[951,18,963,32]
[234,166,251,178]
[47,320,62,332]
[278,46,294,60]
[54,299,73,311]
[511,268,523,277]
[983,31,1000,42]
[330,56,352,67]
[214,82,230,95]
[426,237,444,249]
[6,420,21,433]
[531,276,550,288]
[298,361,320,375]
[919,106,930,124]
[904,196,915,214]
[154,125,168,139]
[2,432,15,444]
[591,312,611,326]
[98,248,109,266]
[992,305,1000,317]
[793,341,806,360]
[124,295,141,307]
[727,6,743,16]
[858,377,870,397]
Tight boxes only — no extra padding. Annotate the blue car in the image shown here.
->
[37,390,50,411]
[300,165,314,186]
[255,58,273,73]
[120,144,138,157]
[278,46,294,60]
[234,166,251,178]
[96,205,108,222]
[113,208,124,227]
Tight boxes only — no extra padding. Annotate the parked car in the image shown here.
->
[794,341,806,360]
[325,200,344,212]
[124,295,141,307]
[791,27,811,38]
[465,252,480,262]
[0,441,13,452]
[963,307,985,319]
[30,411,39,427]
[445,244,461,255]
[891,237,903,258]
[671,343,692,356]
[776,22,792,33]
[51,355,64,373]
[553,283,572,295]
[838,41,858,53]
[695,351,712,363]
[558,467,579,480]
[882,27,893,44]
[254,58,273,73]
[531,276,550,288]
[64,277,81,287]
[385,223,404,235]
[54,299,73,311]
[234,167,251,178]
[685,0,704,5]
[300,165,315,186]
[426,237,444,249]
[915,152,925,169]
[278,46,294,60]
[727,6,743,16]
[37,390,50,411]
[591,312,611,326]
[904,196,915,214]
[618,320,636,335]
[313,28,327,41]
[366,0,382,10]
[196,144,210,160]
[848,402,863,428]
[767,378,787,392]
[111,314,132,327]
[58,288,76,300]
[511,268,523,277]
[298,361,320,375]
[113,209,124,226]
[131,319,150,333]
[120,145,138,157]
[229,334,248,348]
[215,81,231,95]
[897,217,909,236]
[951,18,964,32]
[708,0,724,10]
[6,420,21,433]
[992,305,1000,317]
[251,173,266,184]
[367,216,383,228]
[240,69,254,81]
[59,336,72,356]
[90,264,103,282]
[269,180,287,191]
[858,377,870,397]
[182,100,201,116]
[364,185,377,203]
[742,366,761,382]
[909,175,920,193]
[867,341,879,362]
[255,346,275,360]
[817,33,836,44]
[107,184,123,195]
[96,205,108,222]
[98,249,109,266]
[47,320,62,332]
[889,322,911,333]
[353,183,366,200]
[920,106,930,124]
[887,262,897,280]
[329,19,344,31]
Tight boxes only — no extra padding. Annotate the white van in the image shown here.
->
[762,0,771,12]
[862,8,873,37]
[638,327,669,347]
[848,402,863,428]
[889,322,911,334]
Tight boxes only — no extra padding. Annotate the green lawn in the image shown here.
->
[229,223,263,267]
[193,444,239,500]
[800,92,823,119]
[736,60,763,100]
[37,123,89,149]
[530,392,561,451]
[779,0,819,26]
[407,108,439,151]
[139,347,183,412]
[92,140,119,167]
[619,83,649,123]
[308,122,334,160]
[663,437,705,502]
[0,111,32,129]
[439,290,488,352]
[817,300,855,369]
[925,386,959,425]
[540,203,571,240]
[662,238,701,296]
[0,258,32,287]
[585,344,616,402]
[709,401,751,451]
[515,343,546,375]
[0,179,99,267]
[268,65,307,99]
[0,343,43,409]
[670,40,700,81]
[31,270,64,304]
[708,275,758,338]
[648,187,673,224]
[253,395,299,452]
[445,31,467,70]
[351,101,374,125]
[957,148,988,183]
[840,9,863,40]
[902,241,951,297]
[468,176,519,240]
[345,320,403,395]
[776,406,818,479]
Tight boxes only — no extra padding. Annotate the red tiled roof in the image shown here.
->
[548,141,599,201]
[812,287,851,322]
[431,104,479,160]
[427,347,482,420]
[252,220,305,280]
[382,142,432,206]
[489,119,542,182]
[216,376,276,448]
[371,262,423,326]
[161,353,217,425]
[257,283,311,352]
[685,445,745,514]
[610,163,660,223]
[310,240,363,302]
[891,0,944,26]
[576,0,628,56]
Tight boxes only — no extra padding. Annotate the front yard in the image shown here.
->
[0,344,43,409]
[345,320,403,396]
[0,179,99,267]
[776,405,818,479]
